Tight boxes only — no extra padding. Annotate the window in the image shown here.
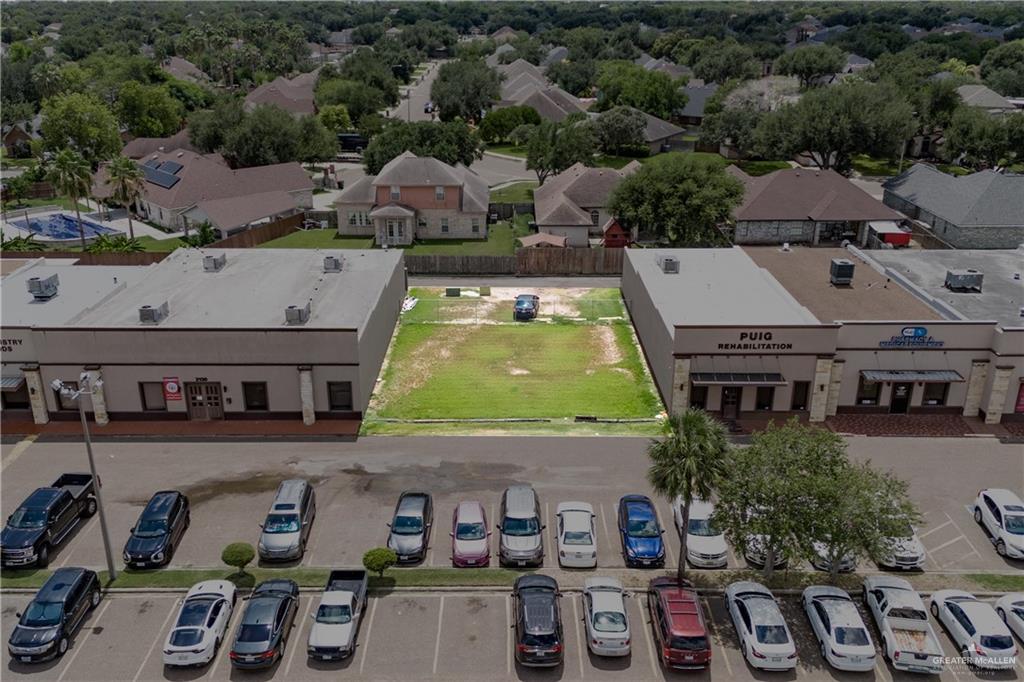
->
[755,386,774,411]
[440,218,449,233]
[590,210,600,226]
[689,385,708,410]
[348,211,368,227]
[417,217,427,230]
[471,218,480,234]
[389,186,400,201]
[922,382,948,406]
[856,376,881,405]
[434,186,445,201]
[139,382,167,411]
[1,385,30,410]
[54,381,78,410]
[242,382,269,411]
[327,382,353,411]
[791,381,810,411]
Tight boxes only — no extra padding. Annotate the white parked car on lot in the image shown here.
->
[877,523,926,571]
[995,593,1024,644]
[802,586,876,672]
[809,539,857,573]
[162,580,236,667]
[582,577,630,657]
[556,502,597,568]
[673,497,727,568]
[725,581,797,671]
[974,489,1024,559]
[930,590,1018,670]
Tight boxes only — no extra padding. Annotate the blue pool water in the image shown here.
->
[9,213,120,240]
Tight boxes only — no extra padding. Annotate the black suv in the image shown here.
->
[513,294,540,321]
[123,491,190,568]
[8,567,101,663]
[512,575,563,668]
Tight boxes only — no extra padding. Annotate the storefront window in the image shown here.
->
[139,382,167,411]
[791,382,810,411]
[242,382,269,411]
[755,386,774,411]
[921,382,948,407]
[856,377,881,405]
[689,385,708,410]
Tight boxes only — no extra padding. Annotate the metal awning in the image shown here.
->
[691,372,787,386]
[860,370,964,383]
[0,371,25,392]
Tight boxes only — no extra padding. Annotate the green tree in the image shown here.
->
[362,119,484,175]
[596,62,686,119]
[223,105,300,167]
[116,81,184,137]
[318,104,352,134]
[0,231,45,252]
[980,40,1024,97]
[84,234,145,253]
[181,222,218,247]
[1,174,31,210]
[831,22,911,61]
[942,106,1012,168]
[363,547,397,578]
[546,60,597,97]
[594,106,647,155]
[46,148,93,250]
[338,48,400,105]
[647,409,729,584]
[187,98,245,153]
[41,92,122,166]
[478,106,540,144]
[525,119,596,185]
[693,42,759,84]
[296,115,337,165]
[104,155,145,240]
[430,59,501,122]
[221,542,256,576]
[609,153,742,246]
[316,79,386,122]
[774,45,847,89]
[500,37,545,65]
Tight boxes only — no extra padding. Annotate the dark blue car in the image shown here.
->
[618,495,665,568]
[123,491,190,569]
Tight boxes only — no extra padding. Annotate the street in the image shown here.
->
[387,61,443,123]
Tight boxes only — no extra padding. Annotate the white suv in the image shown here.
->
[974,489,1024,559]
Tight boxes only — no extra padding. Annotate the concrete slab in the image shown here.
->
[435,595,508,680]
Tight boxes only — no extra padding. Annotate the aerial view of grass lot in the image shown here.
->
[363,287,663,435]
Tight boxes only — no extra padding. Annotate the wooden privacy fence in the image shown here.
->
[206,212,303,248]
[488,203,535,220]
[404,247,625,275]
[405,254,517,275]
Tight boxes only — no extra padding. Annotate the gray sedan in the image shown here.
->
[387,491,433,564]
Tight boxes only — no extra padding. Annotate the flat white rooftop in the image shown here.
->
[70,249,402,330]
[627,248,820,327]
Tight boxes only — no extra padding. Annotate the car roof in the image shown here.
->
[658,587,704,636]
[245,597,281,624]
[504,485,537,516]
[521,590,556,633]
[741,593,785,626]
[955,599,1004,628]
[559,508,593,532]
[142,491,180,519]
[455,501,484,523]
[982,489,1024,508]
[516,574,558,592]
[253,579,296,596]
[814,595,864,628]
[589,588,625,614]
[398,492,429,515]
[271,479,308,511]
[38,568,88,602]
[687,499,715,518]
[623,497,655,519]
[23,488,63,510]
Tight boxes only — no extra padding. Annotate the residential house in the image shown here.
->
[725,166,904,245]
[901,24,931,41]
[784,16,825,46]
[533,162,641,247]
[121,129,198,160]
[883,164,1024,249]
[491,26,519,45]
[496,59,587,122]
[634,53,692,81]
[541,45,569,68]
[618,106,685,153]
[244,68,320,116]
[334,152,489,246]
[91,149,313,238]
[161,56,211,84]
[678,83,718,126]
[805,25,849,45]
[485,43,515,68]
[933,19,1006,41]
[601,218,631,248]
[956,84,1018,115]
[385,27,403,38]
[326,29,355,51]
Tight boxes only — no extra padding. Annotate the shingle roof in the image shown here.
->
[679,83,719,119]
[534,163,639,227]
[122,129,197,159]
[327,29,354,46]
[956,84,1015,111]
[883,164,1024,228]
[191,190,298,230]
[244,69,321,116]
[343,153,489,213]
[541,46,569,68]
[507,86,587,122]
[335,176,376,204]
[625,107,684,143]
[485,43,515,68]
[161,56,210,83]
[727,166,903,222]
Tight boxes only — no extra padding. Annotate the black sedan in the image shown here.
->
[123,491,190,568]
[229,580,299,669]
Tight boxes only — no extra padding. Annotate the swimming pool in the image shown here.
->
[8,213,120,241]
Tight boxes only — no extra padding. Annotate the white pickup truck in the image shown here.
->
[862,576,944,675]
[306,569,368,661]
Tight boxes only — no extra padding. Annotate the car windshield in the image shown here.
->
[503,517,540,536]
[515,299,533,308]
[563,531,592,545]
[981,634,1014,650]
[177,599,214,627]
[456,522,486,541]
[169,628,203,648]
[392,515,423,535]
[755,625,789,645]
[236,624,271,643]
[135,518,168,538]
[8,509,47,529]
[671,635,709,651]
[627,518,659,538]
[1005,514,1024,535]
[835,627,870,646]
[315,604,352,625]
[21,601,62,627]
[592,611,626,633]
[262,514,299,534]
[522,632,558,648]
[687,518,720,537]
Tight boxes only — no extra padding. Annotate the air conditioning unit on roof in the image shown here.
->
[944,268,983,293]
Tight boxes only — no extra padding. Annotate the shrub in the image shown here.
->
[362,547,397,577]
[222,542,256,575]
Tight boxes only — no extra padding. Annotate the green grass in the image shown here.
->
[4,196,92,212]
[486,144,527,158]
[851,155,902,177]
[400,215,532,256]
[135,236,185,252]
[490,181,537,204]
[931,163,973,177]
[258,229,374,249]
[735,159,792,176]
[969,573,1024,592]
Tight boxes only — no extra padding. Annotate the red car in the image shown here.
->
[450,501,490,567]
[647,577,712,669]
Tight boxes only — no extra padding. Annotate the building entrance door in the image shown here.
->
[185,382,224,421]
[721,387,742,420]
[890,383,912,414]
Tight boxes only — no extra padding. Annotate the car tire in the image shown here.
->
[57,636,69,657]
[84,497,98,518]
[930,602,939,618]
[89,589,100,610]
[881,637,890,662]
[36,544,50,568]
[996,540,1007,556]
[974,507,982,524]
[961,646,972,668]
[820,641,828,661]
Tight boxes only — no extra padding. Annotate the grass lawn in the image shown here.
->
[486,144,527,158]
[851,155,902,177]
[735,159,792,176]
[401,215,532,256]
[135,236,185,252]
[931,163,973,177]
[490,181,537,204]
[5,196,92,213]
[258,229,374,249]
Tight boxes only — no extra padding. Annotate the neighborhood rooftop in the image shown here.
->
[883,165,1024,228]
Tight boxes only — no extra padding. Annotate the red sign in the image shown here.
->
[163,377,182,401]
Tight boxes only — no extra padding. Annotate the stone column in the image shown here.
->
[84,368,109,426]
[809,357,833,423]
[983,365,1013,425]
[671,357,691,415]
[21,364,49,425]
[298,366,315,426]
[962,360,989,417]
[825,359,844,417]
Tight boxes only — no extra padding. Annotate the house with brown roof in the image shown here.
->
[533,162,641,247]
[244,68,321,117]
[956,84,1018,115]
[92,149,313,238]
[496,59,588,122]
[491,26,519,44]
[725,166,903,245]
[334,152,490,246]
[121,129,198,160]
[161,56,211,84]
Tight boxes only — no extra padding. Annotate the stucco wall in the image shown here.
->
[620,255,674,408]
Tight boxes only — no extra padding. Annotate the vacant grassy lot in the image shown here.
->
[258,229,374,249]
[490,181,537,203]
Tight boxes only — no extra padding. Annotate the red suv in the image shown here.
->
[647,577,712,669]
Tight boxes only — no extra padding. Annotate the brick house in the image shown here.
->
[533,162,641,247]
[334,152,490,246]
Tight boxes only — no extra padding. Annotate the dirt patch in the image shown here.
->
[593,325,624,365]
[507,365,530,376]
[465,596,488,615]
[338,461,526,496]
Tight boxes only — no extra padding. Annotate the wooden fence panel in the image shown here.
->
[515,247,624,275]
[404,254,517,275]
[207,213,303,249]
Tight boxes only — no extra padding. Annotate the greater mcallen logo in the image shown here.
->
[879,326,945,348]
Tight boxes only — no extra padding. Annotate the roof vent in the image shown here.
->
[945,268,983,293]
[285,302,311,325]
[202,254,227,272]
[656,255,679,274]
[830,258,854,285]
[781,242,791,252]
[26,274,59,300]
[176,151,184,158]
[323,255,343,272]
[139,301,169,325]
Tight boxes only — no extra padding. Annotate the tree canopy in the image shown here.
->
[430,59,501,123]
[362,119,484,175]
[980,40,1024,97]
[41,92,122,167]
[774,44,847,89]
[524,118,596,185]
[478,105,540,144]
[596,61,686,120]
[594,106,648,155]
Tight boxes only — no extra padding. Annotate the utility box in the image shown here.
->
[445,287,461,297]
[944,269,983,293]
[830,258,855,285]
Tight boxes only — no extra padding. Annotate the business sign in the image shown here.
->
[163,377,182,401]
[879,326,944,348]
[0,338,25,353]
[717,331,794,351]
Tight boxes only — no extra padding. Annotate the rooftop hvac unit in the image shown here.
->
[202,254,227,272]
[323,255,343,272]
[657,255,680,274]
[830,258,855,285]
[944,268,983,293]
[285,302,311,325]
[26,274,59,300]
[139,301,169,325]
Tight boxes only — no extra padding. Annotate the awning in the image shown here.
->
[1,371,25,392]
[691,372,787,386]
[860,370,964,383]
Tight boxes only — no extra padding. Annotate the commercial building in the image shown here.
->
[622,246,1022,425]
[1,249,405,427]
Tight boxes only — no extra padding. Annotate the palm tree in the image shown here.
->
[105,155,145,240]
[46,149,92,250]
[647,409,730,584]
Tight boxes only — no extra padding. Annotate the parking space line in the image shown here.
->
[55,517,97,568]
[945,512,983,558]
[358,596,379,675]
[432,595,445,675]
[702,601,732,677]
[284,596,313,677]
[928,535,969,554]
[658,503,677,569]
[0,435,36,471]
[874,656,893,682]
[132,598,179,681]
[571,594,584,679]
[56,600,112,682]
[505,594,512,676]
[638,594,658,676]
[545,502,553,561]
[207,594,245,679]
[939,550,981,569]
[918,519,954,539]
[597,503,609,541]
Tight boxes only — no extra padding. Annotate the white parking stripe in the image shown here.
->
[545,502,553,560]
[207,594,245,679]
[571,594,584,678]
[939,550,981,569]
[56,600,111,682]
[919,519,955,539]
[0,435,36,471]
[928,535,970,554]
[432,595,445,675]
[638,594,659,675]
[55,517,97,568]
[284,596,313,677]
[505,594,512,676]
[598,503,609,541]
[658,503,676,568]
[702,601,732,677]
[947,511,983,558]
[358,597,379,675]
[131,598,179,681]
